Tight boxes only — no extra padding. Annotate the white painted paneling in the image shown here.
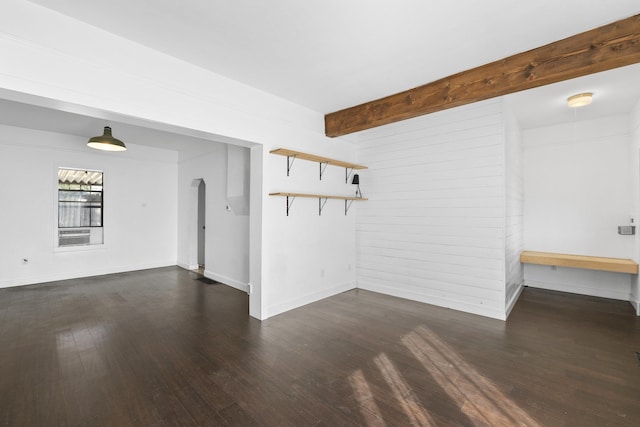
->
[523,115,633,301]
[0,125,178,287]
[503,100,524,315]
[356,99,507,319]
[630,99,640,315]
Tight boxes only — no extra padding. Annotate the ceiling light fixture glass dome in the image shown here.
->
[567,92,593,108]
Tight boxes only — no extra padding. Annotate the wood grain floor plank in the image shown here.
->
[1,267,639,426]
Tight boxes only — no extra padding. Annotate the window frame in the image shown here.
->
[58,184,103,228]
[55,167,106,250]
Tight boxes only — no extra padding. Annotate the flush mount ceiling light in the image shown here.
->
[87,126,127,151]
[567,92,593,108]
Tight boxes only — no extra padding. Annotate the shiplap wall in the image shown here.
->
[356,99,508,319]
[504,103,524,315]
[630,100,640,315]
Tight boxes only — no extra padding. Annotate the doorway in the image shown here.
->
[197,179,206,270]
[187,178,207,272]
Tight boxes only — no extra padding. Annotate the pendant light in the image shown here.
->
[87,126,127,151]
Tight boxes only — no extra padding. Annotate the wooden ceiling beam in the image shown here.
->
[325,14,640,137]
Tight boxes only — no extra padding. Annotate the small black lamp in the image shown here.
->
[352,173,363,198]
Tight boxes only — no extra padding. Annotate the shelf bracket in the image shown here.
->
[345,167,355,183]
[319,197,328,216]
[345,199,355,216]
[286,155,297,176]
[286,195,296,216]
[319,162,329,180]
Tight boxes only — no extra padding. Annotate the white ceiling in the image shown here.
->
[24,0,640,113]
[1,0,639,145]
[507,63,640,130]
[0,97,218,152]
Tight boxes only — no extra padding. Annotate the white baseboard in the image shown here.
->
[266,281,356,319]
[631,298,640,316]
[177,261,199,270]
[0,260,177,289]
[505,282,525,319]
[204,270,249,293]
[357,280,507,321]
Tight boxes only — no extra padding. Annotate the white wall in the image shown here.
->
[523,115,633,301]
[503,100,525,315]
[0,125,178,287]
[355,99,508,320]
[630,100,640,315]
[0,0,359,320]
[227,144,250,215]
[177,144,250,291]
[263,144,357,317]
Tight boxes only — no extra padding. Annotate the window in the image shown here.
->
[58,168,104,247]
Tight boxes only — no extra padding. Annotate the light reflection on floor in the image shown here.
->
[348,369,387,427]
[56,324,109,375]
[403,326,540,427]
[348,325,541,427]
[374,353,436,427]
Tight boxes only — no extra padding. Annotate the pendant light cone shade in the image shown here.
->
[87,126,127,151]
[567,92,593,108]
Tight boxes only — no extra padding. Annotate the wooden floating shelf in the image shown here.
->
[270,148,368,170]
[270,148,367,180]
[520,251,638,274]
[269,192,367,201]
[269,192,367,216]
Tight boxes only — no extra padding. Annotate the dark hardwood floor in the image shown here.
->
[1,267,639,426]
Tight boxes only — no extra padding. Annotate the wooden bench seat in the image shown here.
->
[520,251,639,274]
